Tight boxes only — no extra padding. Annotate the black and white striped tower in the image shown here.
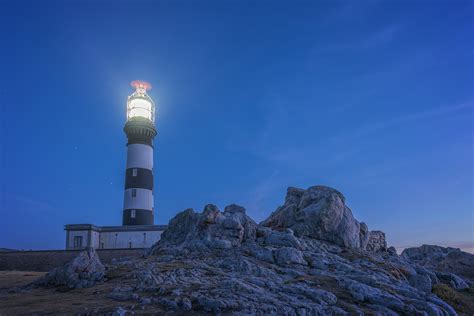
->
[122,80,157,226]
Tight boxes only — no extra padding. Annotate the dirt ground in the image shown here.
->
[0,271,171,315]
[0,271,45,290]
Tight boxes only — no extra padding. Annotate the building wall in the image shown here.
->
[65,225,166,250]
[66,230,90,249]
[0,249,147,272]
[91,230,100,248]
[99,230,162,249]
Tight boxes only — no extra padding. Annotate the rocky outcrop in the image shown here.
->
[130,234,459,315]
[152,203,257,252]
[366,231,387,253]
[387,246,398,256]
[274,247,306,266]
[359,222,370,250]
[32,247,105,289]
[135,186,465,314]
[402,244,474,282]
[23,185,470,315]
[256,227,302,249]
[402,244,454,265]
[261,186,362,249]
[436,272,469,290]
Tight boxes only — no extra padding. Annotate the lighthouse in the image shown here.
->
[64,80,167,250]
[122,80,157,225]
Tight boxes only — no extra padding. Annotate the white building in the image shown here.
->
[65,224,167,249]
[65,81,167,250]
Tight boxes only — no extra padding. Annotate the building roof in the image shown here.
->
[64,224,168,232]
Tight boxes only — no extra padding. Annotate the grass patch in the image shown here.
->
[158,261,193,272]
[105,264,136,280]
[432,284,474,315]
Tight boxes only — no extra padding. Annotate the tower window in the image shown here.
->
[132,168,137,177]
[131,209,136,218]
[132,189,137,197]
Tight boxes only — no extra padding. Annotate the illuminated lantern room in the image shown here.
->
[127,80,155,122]
[123,80,157,148]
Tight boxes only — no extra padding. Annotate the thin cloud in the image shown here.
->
[242,170,283,222]
[356,24,402,51]
[0,193,58,214]
[335,101,473,142]
[310,22,403,55]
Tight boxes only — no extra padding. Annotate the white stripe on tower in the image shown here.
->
[126,144,153,170]
[123,188,154,210]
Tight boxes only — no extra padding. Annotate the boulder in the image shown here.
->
[158,208,200,246]
[401,244,452,265]
[359,222,369,250]
[407,267,437,293]
[153,203,257,251]
[32,247,105,289]
[402,244,474,282]
[248,245,275,263]
[259,228,302,249]
[435,272,469,290]
[366,231,387,253]
[438,249,474,281]
[274,247,307,266]
[261,186,361,248]
[284,187,305,205]
[387,246,398,256]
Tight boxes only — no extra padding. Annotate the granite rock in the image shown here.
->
[261,186,362,249]
[366,231,387,253]
[32,247,105,289]
[152,203,257,253]
[359,222,370,250]
[274,247,307,266]
[402,244,474,281]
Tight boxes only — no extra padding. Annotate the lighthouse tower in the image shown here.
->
[122,80,157,225]
[64,80,167,249]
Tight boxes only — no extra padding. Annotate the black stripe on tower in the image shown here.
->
[123,209,154,226]
[124,117,157,146]
[127,133,153,146]
[125,168,153,190]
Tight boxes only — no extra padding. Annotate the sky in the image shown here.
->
[0,0,472,252]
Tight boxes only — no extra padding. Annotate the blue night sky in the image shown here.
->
[0,1,472,252]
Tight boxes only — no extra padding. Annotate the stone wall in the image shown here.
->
[0,248,147,272]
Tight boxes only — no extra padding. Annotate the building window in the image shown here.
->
[73,236,83,248]
[131,209,136,218]
[132,168,137,177]
[132,188,137,197]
